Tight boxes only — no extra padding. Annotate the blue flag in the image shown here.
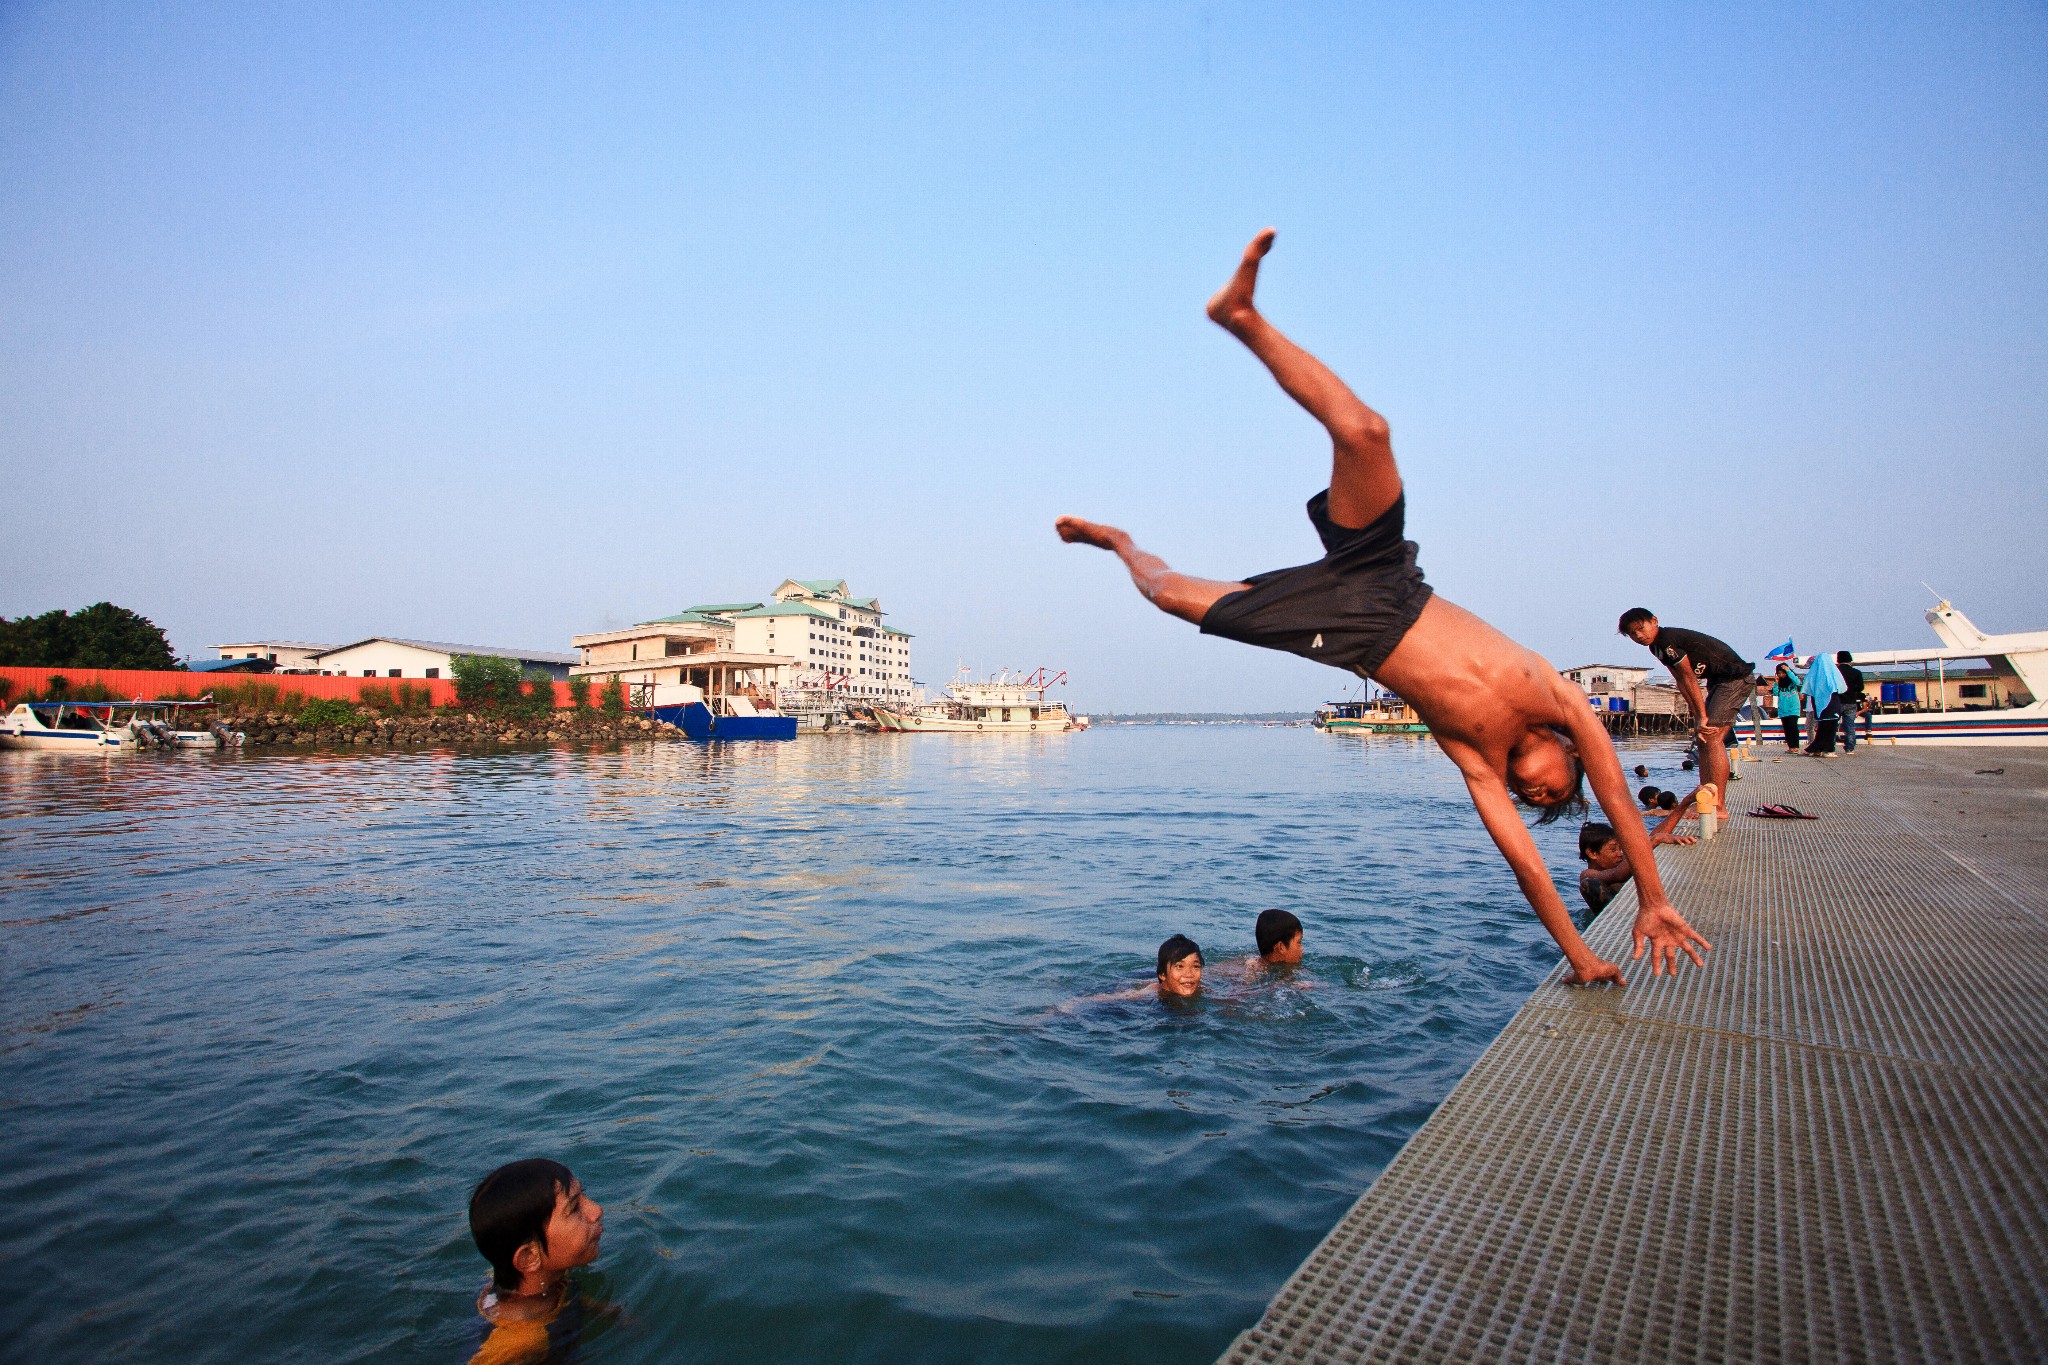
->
[1764,638,1796,660]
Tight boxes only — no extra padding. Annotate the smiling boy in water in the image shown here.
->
[467,1158,606,1365]
[1156,934,1204,997]
[1057,229,1710,985]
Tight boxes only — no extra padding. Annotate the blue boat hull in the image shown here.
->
[650,703,797,741]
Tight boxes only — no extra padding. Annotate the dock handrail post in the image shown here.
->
[1698,783,1719,840]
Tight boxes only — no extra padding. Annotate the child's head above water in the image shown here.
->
[1156,934,1203,995]
[1658,790,1678,811]
[1255,909,1304,964]
[1638,785,1662,809]
[1577,822,1623,870]
[469,1158,605,1296]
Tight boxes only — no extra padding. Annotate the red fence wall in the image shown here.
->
[0,667,575,709]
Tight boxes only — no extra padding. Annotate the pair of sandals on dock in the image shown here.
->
[1749,803,1819,820]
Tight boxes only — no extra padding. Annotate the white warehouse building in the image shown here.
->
[303,638,579,680]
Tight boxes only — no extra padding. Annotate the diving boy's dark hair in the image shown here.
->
[1658,791,1678,810]
[1577,822,1617,861]
[1156,934,1202,976]
[470,1158,575,1291]
[1526,749,1589,826]
[1638,785,1661,805]
[1617,607,1656,634]
[1255,909,1303,958]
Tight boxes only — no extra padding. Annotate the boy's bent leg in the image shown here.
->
[1055,516,1249,626]
[1206,230,1402,530]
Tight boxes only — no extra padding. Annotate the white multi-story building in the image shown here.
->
[725,579,915,703]
[570,579,915,704]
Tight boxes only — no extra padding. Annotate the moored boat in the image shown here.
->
[641,681,796,741]
[1841,601,2048,746]
[0,699,245,752]
[1313,692,1428,735]
[872,668,1085,733]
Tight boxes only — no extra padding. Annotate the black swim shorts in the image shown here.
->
[1199,490,1434,679]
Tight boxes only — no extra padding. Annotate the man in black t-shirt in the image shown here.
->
[1834,650,1867,752]
[1618,609,1754,805]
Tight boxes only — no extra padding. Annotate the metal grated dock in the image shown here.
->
[1221,746,2048,1364]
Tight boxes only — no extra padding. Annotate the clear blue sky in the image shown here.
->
[3,3,2043,710]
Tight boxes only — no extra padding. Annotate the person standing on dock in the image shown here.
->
[1617,610,1753,802]
[1055,229,1710,984]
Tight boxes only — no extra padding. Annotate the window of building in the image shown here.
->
[1960,683,1989,698]
[388,669,403,677]
[363,669,377,677]
[426,668,440,679]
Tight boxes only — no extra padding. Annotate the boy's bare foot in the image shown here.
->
[1054,515,1129,552]
[1206,227,1277,331]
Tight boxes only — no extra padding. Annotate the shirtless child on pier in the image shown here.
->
[1057,230,1711,985]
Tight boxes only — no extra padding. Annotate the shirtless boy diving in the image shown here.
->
[1056,230,1711,985]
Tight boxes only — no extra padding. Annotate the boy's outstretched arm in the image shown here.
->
[1560,699,1713,975]
[1452,753,1624,986]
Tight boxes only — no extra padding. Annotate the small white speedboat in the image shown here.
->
[0,700,244,752]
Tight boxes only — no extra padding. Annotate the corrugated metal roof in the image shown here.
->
[308,638,578,665]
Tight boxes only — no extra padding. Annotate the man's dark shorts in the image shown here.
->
[1199,490,1433,679]
[1704,677,1750,730]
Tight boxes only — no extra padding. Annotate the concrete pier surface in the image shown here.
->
[1221,745,2048,1364]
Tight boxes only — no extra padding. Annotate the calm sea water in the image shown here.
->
[0,727,1684,1363]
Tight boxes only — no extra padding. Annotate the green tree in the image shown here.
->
[0,602,179,669]
[565,674,593,710]
[449,654,524,711]
[600,674,627,716]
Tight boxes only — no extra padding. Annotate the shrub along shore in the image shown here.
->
[225,705,673,748]
[1,660,683,749]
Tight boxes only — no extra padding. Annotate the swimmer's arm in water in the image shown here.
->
[1058,982,1161,1011]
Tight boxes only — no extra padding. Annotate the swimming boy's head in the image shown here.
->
[1633,764,1649,778]
[1508,725,1587,824]
[1255,909,1304,964]
[469,1158,604,1294]
[1617,608,1658,646]
[1638,784,1662,808]
[1156,934,1203,996]
[1658,791,1678,811]
[1577,822,1623,870]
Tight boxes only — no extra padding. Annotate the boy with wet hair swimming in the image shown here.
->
[1057,229,1710,985]
[1255,909,1304,965]
[1157,934,1204,997]
[467,1158,606,1365]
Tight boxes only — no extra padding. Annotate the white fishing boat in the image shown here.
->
[0,699,245,752]
[1841,601,2048,746]
[872,668,1087,733]
[1313,690,1428,735]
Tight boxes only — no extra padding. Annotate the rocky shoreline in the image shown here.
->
[222,708,680,748]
